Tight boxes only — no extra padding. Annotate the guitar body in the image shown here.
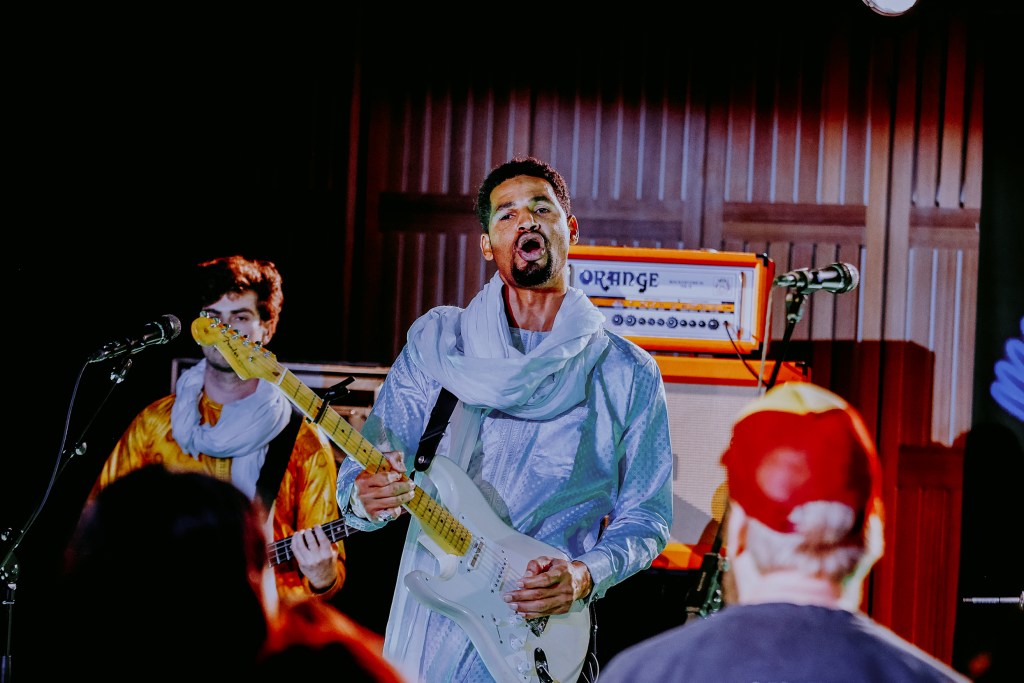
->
[407,455,590,683]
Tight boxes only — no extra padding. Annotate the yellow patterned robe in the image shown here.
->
[92,392,346,604]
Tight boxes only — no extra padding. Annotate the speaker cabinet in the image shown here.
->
[652,355,809,569]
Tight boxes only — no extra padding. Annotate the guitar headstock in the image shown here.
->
[190,315,284,383]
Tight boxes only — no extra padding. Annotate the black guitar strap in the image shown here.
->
[254,410,303,519]
[414,387,458,472]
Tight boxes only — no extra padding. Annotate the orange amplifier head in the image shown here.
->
[568,245,775,355]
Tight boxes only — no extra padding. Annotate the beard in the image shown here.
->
[203,348,236,374]
[511,257,553,287]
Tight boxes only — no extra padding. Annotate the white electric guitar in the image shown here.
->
[192,315,590,683]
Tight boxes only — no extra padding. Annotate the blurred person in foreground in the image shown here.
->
[56,464,404,683]
[601,381,969,683]
[90,255,345,604]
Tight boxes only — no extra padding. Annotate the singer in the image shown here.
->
[336,157,673,683]
[86,255,347,605]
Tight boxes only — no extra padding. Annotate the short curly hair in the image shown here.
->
[193,255,284,338]
[473,156,571,232]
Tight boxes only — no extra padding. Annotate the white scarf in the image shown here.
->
[170,358,293,499]
[406,271,610,420]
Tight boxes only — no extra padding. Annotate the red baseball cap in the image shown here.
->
[721,382,883,534]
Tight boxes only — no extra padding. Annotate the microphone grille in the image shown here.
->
[162,314,183,340]
[839,263,860,293]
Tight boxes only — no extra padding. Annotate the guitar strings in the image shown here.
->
[266,519,357,565]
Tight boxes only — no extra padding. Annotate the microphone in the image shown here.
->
[87,314,183,363]
[774,262,859,293]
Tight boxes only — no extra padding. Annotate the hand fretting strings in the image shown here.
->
[266,518,359,566]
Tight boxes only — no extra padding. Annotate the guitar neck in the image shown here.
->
[275,368,472,556]
[267,518,359,566]
[191,315,473,559]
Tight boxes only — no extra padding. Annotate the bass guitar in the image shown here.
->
[192,314,590,683]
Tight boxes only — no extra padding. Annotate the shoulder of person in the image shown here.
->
[600,330,664,373]
[136,393,177,419]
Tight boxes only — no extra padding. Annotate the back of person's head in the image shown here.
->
[193,254,284,336]
[474,156,571,231]
[257,599,406,682]
[721,382,884,587]
[59,464,271,681]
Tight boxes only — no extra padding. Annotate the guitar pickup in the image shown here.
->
[527,616,549,637]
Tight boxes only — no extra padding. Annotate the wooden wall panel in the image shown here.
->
[891,445,964,664]
[347,5,984,663]
[938,19,968,208]
[726,61,754,204]
[962,57,984,209]
[820,32,849,205]
[774,45,801,204]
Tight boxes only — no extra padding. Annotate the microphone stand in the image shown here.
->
[766,287,807,389]
[961,590,1024,610]
[684,502,731,622]
[1,353,136,683]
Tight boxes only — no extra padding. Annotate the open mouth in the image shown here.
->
[516,233,546,262]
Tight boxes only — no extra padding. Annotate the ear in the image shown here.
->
[726,501,747,558]
[480,232,494,261]
[568,215,579,245]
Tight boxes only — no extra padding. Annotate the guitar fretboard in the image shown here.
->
[267,518,359,566]
[276,368,473,557]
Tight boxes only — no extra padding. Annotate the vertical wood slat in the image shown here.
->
[469,79,497,190]
[914,24,943,208]
[883,27,919,341]
[844,40,871,207]
[750,49,777,204]
[938,18,968,209]
[681,58,706,248]
[862,35,893,343]
[820,30,849,205]
[930,249,959,442]
[962,57,984,210]
[893,445,964,664]
[340,61,363,361]
[726,59,754,203]
[774,42,801,204]
[797,42,824,206]
[955,249,978,441]
[448,82,473,197]
[426,85,451,194]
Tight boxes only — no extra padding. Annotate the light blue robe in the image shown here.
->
[337,283,673,682]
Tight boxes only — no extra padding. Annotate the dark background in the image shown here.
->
[6,3,1022,680]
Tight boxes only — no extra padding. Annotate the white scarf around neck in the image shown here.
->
[170,358,293,499]
[406,271,609,420]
